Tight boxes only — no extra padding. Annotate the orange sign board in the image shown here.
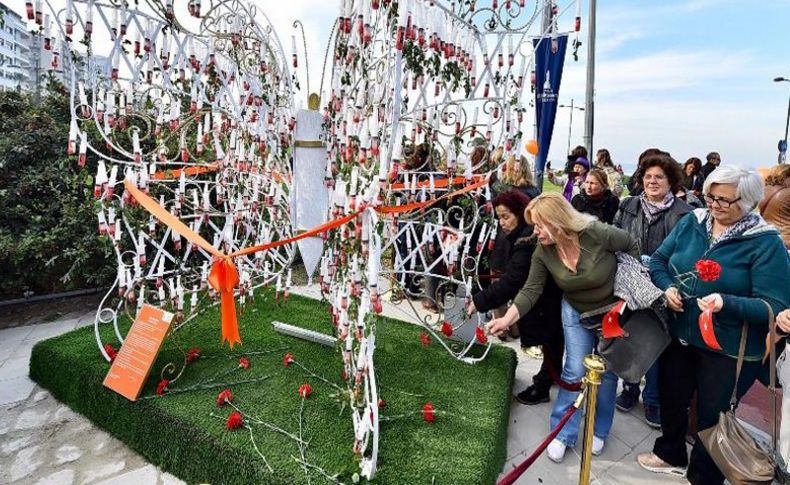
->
[103,304,174,401]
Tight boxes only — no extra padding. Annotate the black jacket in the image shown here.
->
[474,224,563,345]
[699,162,718,181]
[571,190,620,224]
[682,173,704,195]
[613,196,693,256]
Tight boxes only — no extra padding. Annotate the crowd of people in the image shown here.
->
[471,145,790,484]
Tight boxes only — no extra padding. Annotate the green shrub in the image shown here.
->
[0,84,114,298]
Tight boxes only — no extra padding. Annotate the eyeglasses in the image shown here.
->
[703,194,740,208]
[643,174,667,182]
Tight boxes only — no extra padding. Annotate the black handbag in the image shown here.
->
[596,306,671,383]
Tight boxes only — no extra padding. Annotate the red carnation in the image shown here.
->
[186,347,201,364]
[378,398,386,408]
[283,352,294,367]
[420,332,432,347]
[239,357,250,369]
[422,402,435,423]
[103,343,117,362]
[441,322,453,337]
[156,379,170,396]
[226,411,243,430]
[298,383,313,399]
[695,259,722,283]
[341,369,349,381]
[475,327,488,345]
[216,389,233,406]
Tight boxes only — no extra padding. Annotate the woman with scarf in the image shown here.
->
[611,155,693,428]
[638,165,790,484]
[572,168,620,224]
[549,156,589,201]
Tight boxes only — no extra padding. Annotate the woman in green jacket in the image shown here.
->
[638,166,790,484]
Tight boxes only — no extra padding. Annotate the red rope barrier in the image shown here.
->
[496,404,580,485]
[542,348,583,392]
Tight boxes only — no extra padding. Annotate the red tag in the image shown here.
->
[699,302,723,351]
[602,301,627,339]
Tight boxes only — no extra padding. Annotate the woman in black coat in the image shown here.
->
[571,169,620,224]
[468,190,564,404]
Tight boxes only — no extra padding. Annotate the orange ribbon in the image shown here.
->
[123,175,489,348]
[602,300,627,339]
[698,302,723,351]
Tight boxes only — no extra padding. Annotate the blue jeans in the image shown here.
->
[624,362,660,406]
[550,299,618,447]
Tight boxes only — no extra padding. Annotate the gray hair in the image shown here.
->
[702,165,764,213]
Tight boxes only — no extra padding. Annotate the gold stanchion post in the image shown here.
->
[578,354,606,485]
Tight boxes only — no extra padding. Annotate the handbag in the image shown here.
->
[596,305,671,383]
[698,300,789,485]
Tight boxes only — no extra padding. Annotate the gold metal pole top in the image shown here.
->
[308,93,320,111]
[583,354,606,373]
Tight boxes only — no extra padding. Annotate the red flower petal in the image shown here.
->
[475,327,488,345]
[283,353,294,367]
[441,322,453,337]
[186,347,201,364]
[156,379,170,396]
[422,402,435,423]
[103,343,117,362]
[298,383,313,399]
[226,411,243,430]
[239,357,250,369]
[420,332,432,347]
[378,398,386,408]
[216,388,233,406]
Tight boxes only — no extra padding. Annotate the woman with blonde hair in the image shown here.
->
[487,192,639,462]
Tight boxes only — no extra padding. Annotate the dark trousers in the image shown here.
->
[653,339,763,485]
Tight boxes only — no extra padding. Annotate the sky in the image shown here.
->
[5,0,790,172]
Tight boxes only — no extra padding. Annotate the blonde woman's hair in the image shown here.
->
[502,155,535,187]
[525,192,596,239]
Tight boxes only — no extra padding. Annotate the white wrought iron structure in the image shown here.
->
[30,0,582,479]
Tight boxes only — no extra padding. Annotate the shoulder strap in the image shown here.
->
[730,301,777,450]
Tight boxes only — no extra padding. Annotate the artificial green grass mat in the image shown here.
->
[30,291,516,484]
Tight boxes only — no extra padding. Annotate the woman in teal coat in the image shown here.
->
[638,166,790,484]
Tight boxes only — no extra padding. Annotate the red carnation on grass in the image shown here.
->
[283,352,294,367]
[216,389,233,407]
[420,332,432,347]
[103,343,117,362]
[226,411,243,430]
[475,327,488,345]
[441,322,453,337]
[156,379,170,396]
[695,259,722,282]
[341,369,349,381]
[239,357,250,369]
[378,398,386,408]
[422,402,435,423]
[298,383,313,399]
[186,347,201,364]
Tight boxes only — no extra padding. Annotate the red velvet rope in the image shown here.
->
[496,404,580,485]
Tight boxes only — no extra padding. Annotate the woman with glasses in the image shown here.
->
[612,154,693,428]
[486,193,639,462]
[638,166,790,484]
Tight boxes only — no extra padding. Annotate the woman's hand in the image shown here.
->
[466,300,477,315]
[486,317,511,338]
[664,287,684,312]
[777,309,790,334]
[697,293,724,313]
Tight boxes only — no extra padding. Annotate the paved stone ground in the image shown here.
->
[0,286,691,485]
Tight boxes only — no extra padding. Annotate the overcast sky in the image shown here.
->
[6,0,789,171]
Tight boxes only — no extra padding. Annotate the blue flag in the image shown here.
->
[533,35,569,188]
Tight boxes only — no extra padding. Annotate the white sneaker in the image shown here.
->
[592,436,605,456]
[547,439,567,463]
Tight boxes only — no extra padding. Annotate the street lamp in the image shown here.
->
[558,99,585,156]
[774,76,790,164]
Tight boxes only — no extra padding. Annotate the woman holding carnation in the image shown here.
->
[487,193,639,462]
[468,190,563,405]
[638,166,790,484]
